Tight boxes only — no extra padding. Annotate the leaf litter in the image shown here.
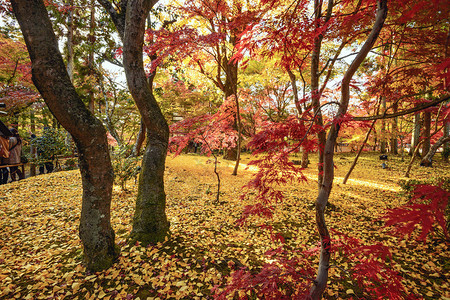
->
[0,153,449,299]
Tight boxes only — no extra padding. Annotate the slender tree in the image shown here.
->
[98,0,170,244]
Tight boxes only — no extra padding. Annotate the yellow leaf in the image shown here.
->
[72,282,81,292]
[98,290,106,298]
[346,289,354,295]
[175,281,186,287]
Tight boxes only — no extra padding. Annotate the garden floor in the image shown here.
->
[0,152,449,299]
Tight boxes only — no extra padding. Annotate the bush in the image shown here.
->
[30,128,69,164]
[111,146,141,190]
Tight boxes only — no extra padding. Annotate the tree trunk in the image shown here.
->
[444,121,450,162]
[11,0,118,271]
[380,96,387,153]
[390,102,398,154]
[310,0,326,187]
[130,119,146,157]
[420,136,450,167]
[410,112,421,156]
[88,0,96,113]
[309,1,387,297]
[30,109,36,177]
[66,0,75,83]
[232,93,242,176]
[422,110,431,155]
[288,68,310,168]
[343,120,376,184]
[122,0,170,245]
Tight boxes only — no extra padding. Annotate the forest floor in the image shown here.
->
[0,152,449,299]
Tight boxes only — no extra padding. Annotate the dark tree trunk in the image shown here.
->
[310,0,326,186]
[343,120,376,184]
[122,0,170,244]
[131,118,146,157]
[410,112,421,156]
[30,109,36,176]
[98,0,170,245]
[422,110,431,155]
[390,103,398,154]
[11,0,117,271]
[420,136,450,167]
[444,121,450,162]
[380,96,387,153]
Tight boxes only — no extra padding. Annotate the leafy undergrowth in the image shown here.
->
[0,152,449,299]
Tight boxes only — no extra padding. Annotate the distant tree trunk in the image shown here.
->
[130,119,146,157]
[12,0,118,271]
[343,120,376,184]
[444,121,450,163]
[405,139,424,177]
[380,96,387,153]
[30,109,36,177]
[410,112,421,156]
[422,110,431,155]
[66,0,75,83]
[420,136,450,167]
[287,68,310,168]
[309,1,387,298]
[88,0,96,113]
[222,77,239,162]
[122,0,170,244]
[390,102,398,154]
[232,92,242,176]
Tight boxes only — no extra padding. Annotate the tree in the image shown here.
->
[0,34,40,117]
[98,0,170,244]
[218,0,389,298]
[11,0,118,271]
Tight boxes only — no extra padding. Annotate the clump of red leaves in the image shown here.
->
[384,183,450,241]
[216,230,410,299]
[169,98,237,156]
[214,247,316,300]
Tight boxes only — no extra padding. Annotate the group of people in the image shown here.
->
[0,128,24,184]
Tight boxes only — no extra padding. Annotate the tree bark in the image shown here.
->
[411,112,421,156]
[420,136,450,167]
[342,120,376,184]
[380,96,387,153]
[98,0,170,245]
[88,0,96,113]
[310,0,326,186]
[122,0,170,244]
[390,102,398,154]
[130,118,146,157]
[309,1,387,298]
[11,0,117,271]
[30,109,36,176]
[444,121,450,162]
[65,0,75,83]
[422,110,431,155]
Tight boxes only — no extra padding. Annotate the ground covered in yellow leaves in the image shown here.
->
[0,152,449,299]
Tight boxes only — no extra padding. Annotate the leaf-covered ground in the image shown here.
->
[0,152,449,299]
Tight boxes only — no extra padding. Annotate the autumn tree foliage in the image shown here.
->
[0,34,39,113]
[384,182,450,242]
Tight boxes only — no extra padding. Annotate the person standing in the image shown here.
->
[6,128,24,181]
[0,133,9,184]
